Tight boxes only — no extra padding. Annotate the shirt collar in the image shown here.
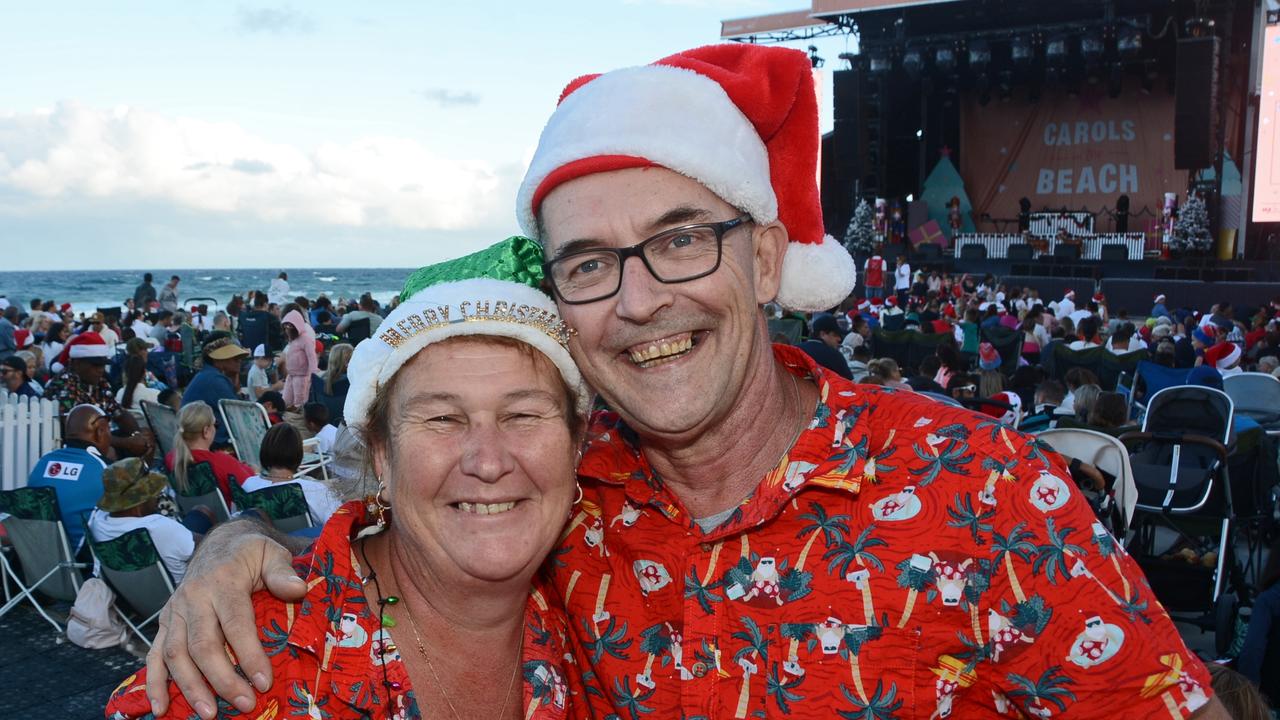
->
[577,344,874,538]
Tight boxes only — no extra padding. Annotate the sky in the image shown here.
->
[0,1,856,271]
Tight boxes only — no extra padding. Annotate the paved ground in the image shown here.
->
[1,605,144,720]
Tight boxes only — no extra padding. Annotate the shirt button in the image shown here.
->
[699,542,713,552]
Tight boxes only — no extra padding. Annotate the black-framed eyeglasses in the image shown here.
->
[543,215,751,305]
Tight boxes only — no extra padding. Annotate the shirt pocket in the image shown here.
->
[764,621,922,716]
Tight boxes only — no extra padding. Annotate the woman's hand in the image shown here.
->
[145,519,307,720]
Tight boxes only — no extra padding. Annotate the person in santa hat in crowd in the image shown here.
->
[1203,341,1244,378]
[42,332,153,459]
[863,251,886,300]
[145,43,1229,720]
[1055,288,1077,318]
[1151,293,1171,321]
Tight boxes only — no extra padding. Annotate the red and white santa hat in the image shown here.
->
[886,295,899,308]
[1064,289,1075,299]
[57,331,111,366]
[517,43,856,311]
[1203,342,1241,370]
[14,329,32,350]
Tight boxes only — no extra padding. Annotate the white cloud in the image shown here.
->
[0,101,522,233]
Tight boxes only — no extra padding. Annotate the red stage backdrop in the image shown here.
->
[960,89,1187,232]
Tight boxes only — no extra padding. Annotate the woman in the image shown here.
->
[867,357,907,389]
[110,237,590,720]
[1106,322,1146,354]
[934,342,966,391]
[115,354,160,422]
[281,308,318,410]
[166,401,256,506]
[240,423,342,526]
[310,342,353,426]
[41,321,68,370]
[1085,391,1131,433]
[1019,315,1043,365]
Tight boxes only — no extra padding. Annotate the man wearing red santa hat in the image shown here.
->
[42,332,152,458]
[147,44,1227,720]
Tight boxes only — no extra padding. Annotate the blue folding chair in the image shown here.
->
[1130,361,1191,423]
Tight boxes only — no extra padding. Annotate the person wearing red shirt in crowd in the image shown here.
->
[135,45,1228,720]
[164,401,256,506]
[863,253,886,300]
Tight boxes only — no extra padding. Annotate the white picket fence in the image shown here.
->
[0,391,62,491]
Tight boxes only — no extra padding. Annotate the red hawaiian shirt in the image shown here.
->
[550,344,1212,719]
[106,502,577,720]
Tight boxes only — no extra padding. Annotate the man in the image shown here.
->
[1,355,39,397]
[1056,288,1076,318]
[333,293,383,336]
[1019,379,1066,433]
[237,292,282,353]
[90,312,120,355]
[143,45,1225,720]
[862,252,885,300]
[43,332,151,458]
[88,458,211,583]
[159,275,181,313]
[893,252,911,306]
[149,310,174,345]
[0,305,17,361]
[798,314,851,379]
[134,273,157,310]
[267,272,290,307]
[27,404,112,551]
[181,337,250,448]
[1203,341,1243,378]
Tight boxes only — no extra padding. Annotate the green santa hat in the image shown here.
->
[343,236,592,432]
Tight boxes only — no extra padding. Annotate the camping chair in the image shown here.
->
[84,521,175,647]
[1222,372,1280,436]
[230,482,312,534]
[1038,428,1138,534]
[1129,361,1191,420]
[218,399,270,472]
[167,461,232,523]
[140,400,179,461]
[345,317,372,345]
[0,487,87,633]
[917,391,963,408]
[299,437,331,481]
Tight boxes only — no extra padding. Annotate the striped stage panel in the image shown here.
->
[952,233,1145,260]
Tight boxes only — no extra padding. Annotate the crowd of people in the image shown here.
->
[4,281,381,586]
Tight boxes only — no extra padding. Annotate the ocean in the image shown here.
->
[0,268,415,317]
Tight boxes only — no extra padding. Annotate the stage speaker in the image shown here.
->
[833,69,859,122]
[1174,37,1219,170]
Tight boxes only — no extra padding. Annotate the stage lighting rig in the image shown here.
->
[1011,36,1035,67]
[1080,33,1104,67]
[1116,24,1142,58]
[1045,36,1069,66]
[867,51,892,76]
[967,40,991,71]
[935,45,957,75]
[838,52,857,70]
[902,46,924,78]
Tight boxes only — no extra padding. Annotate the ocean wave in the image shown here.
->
[198,276,214,281]
[317,276,337,282]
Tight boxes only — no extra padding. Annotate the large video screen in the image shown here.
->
[1253,20,1280,221]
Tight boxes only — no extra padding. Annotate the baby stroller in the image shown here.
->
[1121,385,1252,655]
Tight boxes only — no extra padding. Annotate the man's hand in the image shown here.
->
[146,518,307,720]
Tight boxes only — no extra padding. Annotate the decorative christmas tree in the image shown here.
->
[920,148,975,239]
[1170,192,1212,253]
[843,198,877,255]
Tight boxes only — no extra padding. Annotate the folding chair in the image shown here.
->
[231,482,313,534]
[345,317,372,345]
[1038,428,1138,534]
[140,400,179,460]
[84,522,175,647]
[1129,361,1190,423]
[168,461,231,523]
[299,437,331,481]
[218,399,270,471]
[0,487,87,633]
[918,391,963,408]
[1222,372,1280,436]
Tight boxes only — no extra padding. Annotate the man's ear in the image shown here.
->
[751,221,789,305]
